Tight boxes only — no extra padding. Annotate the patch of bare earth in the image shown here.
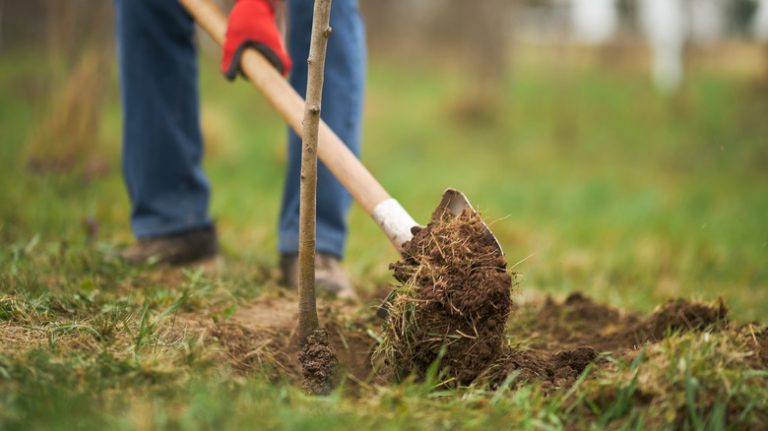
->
[203,293,375,385]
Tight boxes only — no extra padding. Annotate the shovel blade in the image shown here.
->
[434,188,503,255]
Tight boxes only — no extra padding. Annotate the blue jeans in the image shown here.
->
[115,0,366,258]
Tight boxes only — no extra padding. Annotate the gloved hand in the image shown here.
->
[221,0,292,80]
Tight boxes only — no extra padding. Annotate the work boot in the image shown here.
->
[121,226,218,266]
[279,252,357,300]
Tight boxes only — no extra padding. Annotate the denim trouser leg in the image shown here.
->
[279,0,366,259]
[115,0,212,239]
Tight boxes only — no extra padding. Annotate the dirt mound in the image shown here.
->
[298,329,338,395]
[381,207,514,385]
[531,292,641,350]
[518,293,727,352]
[484,294,730,390]
[638,298,728,341]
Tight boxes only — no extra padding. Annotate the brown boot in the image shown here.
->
[121,226,218,266]
[279,252,357,300]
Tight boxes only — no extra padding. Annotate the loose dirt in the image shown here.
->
[381,207,514,385]
[482,293,730,391]
[522,292,727,352]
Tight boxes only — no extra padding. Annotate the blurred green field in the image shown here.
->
[1,46,767,429]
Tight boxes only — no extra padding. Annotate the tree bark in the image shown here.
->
[298,0,333,345]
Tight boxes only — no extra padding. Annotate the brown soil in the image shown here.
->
[524,293,727,352]
[298,329,338,395]
[482,293,730,391]
[383,207,514,385]
[487,346,599,392]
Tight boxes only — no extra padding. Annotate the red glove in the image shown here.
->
[221,0,292,80]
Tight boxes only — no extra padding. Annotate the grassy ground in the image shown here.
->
[1,45,767,430]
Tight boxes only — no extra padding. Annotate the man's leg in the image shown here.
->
[115,0,216,264]
[279,0,366,259]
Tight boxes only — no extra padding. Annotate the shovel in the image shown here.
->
[178,0,502,277]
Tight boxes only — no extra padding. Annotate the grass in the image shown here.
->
[1,43,767,429]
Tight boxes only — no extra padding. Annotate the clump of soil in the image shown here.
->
[637,298,728,342]
[298,328,338,395]
[380,207,514,385]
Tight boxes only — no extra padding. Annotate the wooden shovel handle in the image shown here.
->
[178,0,390,215]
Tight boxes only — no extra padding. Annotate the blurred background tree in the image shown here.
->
[2,0,114,179]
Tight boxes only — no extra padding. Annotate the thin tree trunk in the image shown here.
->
[26,0,113,178]
[298,0,333,345]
